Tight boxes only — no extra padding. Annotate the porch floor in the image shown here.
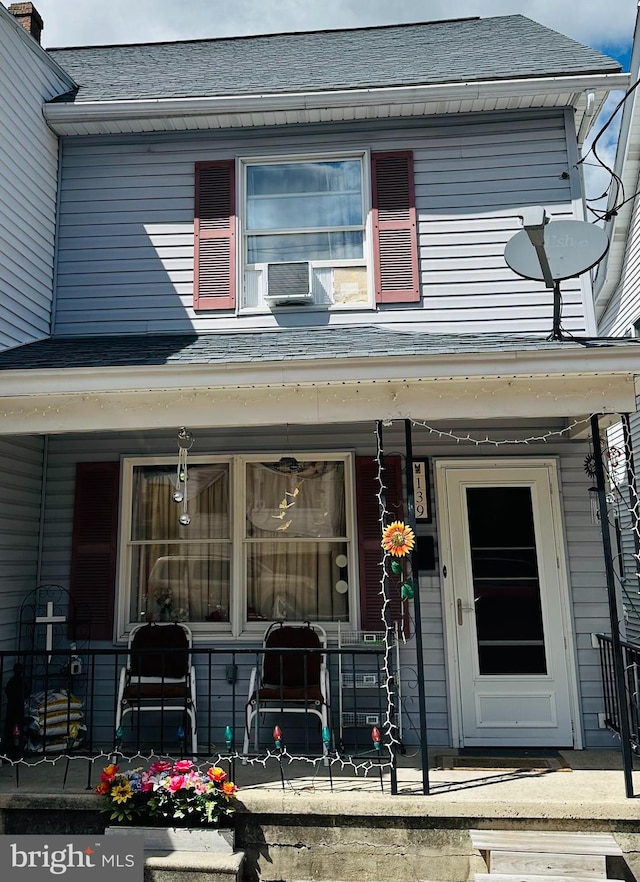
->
[0,748,637,821]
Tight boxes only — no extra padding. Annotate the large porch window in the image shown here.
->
[120,454,352,637]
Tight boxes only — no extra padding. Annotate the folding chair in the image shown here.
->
[243,621,330,760]
[115,622,197,754]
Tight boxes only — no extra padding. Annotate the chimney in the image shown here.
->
[8,3,44,44]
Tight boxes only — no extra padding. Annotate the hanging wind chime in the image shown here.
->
[173,427,194,526]
[584,450,599,525]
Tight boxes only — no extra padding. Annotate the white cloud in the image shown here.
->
[25,0,637,50]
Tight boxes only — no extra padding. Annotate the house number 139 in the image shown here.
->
[412,461,430,522]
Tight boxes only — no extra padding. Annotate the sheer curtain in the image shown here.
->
[130,464,230,622]
[245,462,349,622]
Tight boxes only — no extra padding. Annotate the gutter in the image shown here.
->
[0,341,638,397]
[43,72,629,130]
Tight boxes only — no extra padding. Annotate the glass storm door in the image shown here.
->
[437,461,574,747]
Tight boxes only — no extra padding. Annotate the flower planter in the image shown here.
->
[105,825,234,853]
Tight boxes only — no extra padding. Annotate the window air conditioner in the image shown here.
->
[264,261,314,306]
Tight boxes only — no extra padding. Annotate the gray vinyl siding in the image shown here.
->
[0,15,70,351]
[53,110,588,337]
[600,188,640,336]
[38,422,610,747]
[0,436,43,648]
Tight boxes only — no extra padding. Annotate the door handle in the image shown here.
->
[456,598,474,625]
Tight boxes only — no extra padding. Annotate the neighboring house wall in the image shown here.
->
[53,110,589,337]
[599,189,640,337]
[0,10,71,351]
[0,435,44,647]
[37,424,609,747]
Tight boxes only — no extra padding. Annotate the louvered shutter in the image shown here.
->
[194,160,236,310]
[69,462,120,641]
[355,455,404,631]
[371,151,420,303]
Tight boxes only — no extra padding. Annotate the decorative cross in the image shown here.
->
[35,601,66,661]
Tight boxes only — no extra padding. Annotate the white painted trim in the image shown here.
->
[115,451,356,641]
[1,340,640,397]
[434,457,581,748]
[43,73,629,135]
[0,373,636,437]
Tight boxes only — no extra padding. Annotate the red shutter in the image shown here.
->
[194,160,236,310]
[69,462,120,641]
[355,455,404,631]
[371,151,420,304]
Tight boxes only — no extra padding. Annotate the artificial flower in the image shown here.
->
[381,521,415,557]
[96,760,238,827]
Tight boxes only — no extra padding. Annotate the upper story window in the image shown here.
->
[193,151,420,313]
[242,157,369,309]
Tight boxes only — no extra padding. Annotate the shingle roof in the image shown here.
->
[0,329,635,372]
[46,15,620,105]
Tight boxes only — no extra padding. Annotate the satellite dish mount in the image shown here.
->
[504,207,609,340]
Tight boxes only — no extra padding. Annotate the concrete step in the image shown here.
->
[144,850,244,882]
[476,875,620,882]
[470,831,623,857]
[488,851,607,878]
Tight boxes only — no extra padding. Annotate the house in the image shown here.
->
[0,2,639,759]
[593,7,640,645]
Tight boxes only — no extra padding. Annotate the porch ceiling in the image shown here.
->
[0,330,638,434]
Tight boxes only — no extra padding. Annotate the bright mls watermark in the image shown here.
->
[1,835,143,880]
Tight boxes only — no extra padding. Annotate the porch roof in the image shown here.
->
[0,328,638,372]
[0,329,638,434]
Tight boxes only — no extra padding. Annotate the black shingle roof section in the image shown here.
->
[46,15,620,104]
[0,329,636,372]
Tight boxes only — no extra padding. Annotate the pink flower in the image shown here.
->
[194,782,208,795]
[168,775,185,792]
[150,760,172,773]
[172,760,194,773]
[140,781,153,792]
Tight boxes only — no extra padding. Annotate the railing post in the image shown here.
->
[591,414,635,797]
[404,419,430,794]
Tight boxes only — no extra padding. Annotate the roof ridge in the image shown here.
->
[45,15,483,52]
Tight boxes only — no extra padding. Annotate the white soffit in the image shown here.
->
[43,74,628,136]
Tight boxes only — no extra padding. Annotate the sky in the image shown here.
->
[22,0,640,215]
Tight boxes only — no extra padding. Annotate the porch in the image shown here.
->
[0,747,638,882]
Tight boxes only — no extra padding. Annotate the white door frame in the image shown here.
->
[435,457,583,748]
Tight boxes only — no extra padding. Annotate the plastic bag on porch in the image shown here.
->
[24,689,87,753]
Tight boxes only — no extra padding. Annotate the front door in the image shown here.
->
[436,459,575,747]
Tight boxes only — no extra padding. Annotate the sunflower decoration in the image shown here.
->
[381,521,415,557]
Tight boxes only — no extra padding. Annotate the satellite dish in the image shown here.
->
[505,219,609,283]
[504,212,610,339]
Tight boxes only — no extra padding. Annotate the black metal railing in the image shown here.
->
[0,643,399,788]
[596,633,640,756]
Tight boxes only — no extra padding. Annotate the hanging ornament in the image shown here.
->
[588,486,600,525]
[381,521,415,557]
[401,580,415,600]
[174,427,194,527]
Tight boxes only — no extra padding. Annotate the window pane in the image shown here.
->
[247,160,362,231]
[129,544,231,623]
[131,464,230,541]
[246,541,350,622]
[466,486,547,675]
[248,231,363,263]
[245,460,346,538]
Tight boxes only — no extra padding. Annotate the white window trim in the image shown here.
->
[237,150,374,313]
[116,452,357,641]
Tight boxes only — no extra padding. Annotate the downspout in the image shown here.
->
[50,137,63,336]
[35,434,49,585]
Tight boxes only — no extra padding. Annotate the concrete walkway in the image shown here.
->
[0,748,637,820]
